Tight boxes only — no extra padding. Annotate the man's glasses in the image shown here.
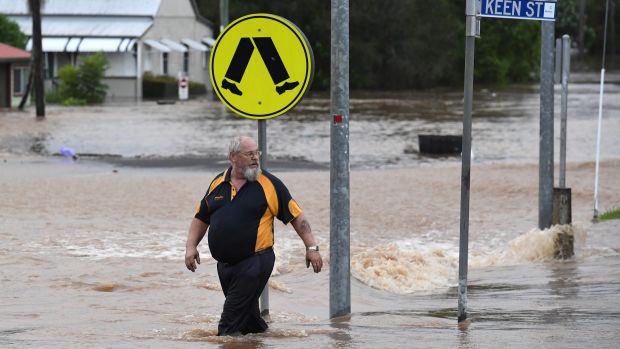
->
[239,150,262,158]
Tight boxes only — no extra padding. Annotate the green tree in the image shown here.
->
[78,53,109,103]
[194,0,574,88]
[0,14,27,48]
[57,65,80,100]
[475,19,540,84]
[54,52,109,105]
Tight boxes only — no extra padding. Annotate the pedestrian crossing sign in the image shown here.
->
[210,13,314,119]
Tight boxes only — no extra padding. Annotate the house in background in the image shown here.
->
[0,42,30,109]
[1,0,215,99]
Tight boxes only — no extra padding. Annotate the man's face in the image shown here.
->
[232,138,261,181]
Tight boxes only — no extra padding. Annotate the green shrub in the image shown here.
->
[57,65,80,99]
[45,88,63,104]
[62,97,87,106]
[189,81,206,96]
[142,72,207,99]
[78,53,108,103]
[55,52,109,105]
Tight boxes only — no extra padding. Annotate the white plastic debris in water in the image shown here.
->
[58,146,78,160]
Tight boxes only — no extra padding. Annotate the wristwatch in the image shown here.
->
[306,245,319,251]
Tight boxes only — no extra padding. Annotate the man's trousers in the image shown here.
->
[216,248,275,336]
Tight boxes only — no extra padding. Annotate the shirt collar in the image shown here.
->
[224,167,233,182]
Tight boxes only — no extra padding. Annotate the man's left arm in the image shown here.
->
[291,212,323,273]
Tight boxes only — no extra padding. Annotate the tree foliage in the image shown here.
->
[195,0,615,89]
[476,19,540,84]
[53,52,109,105]
[0,13,27,49]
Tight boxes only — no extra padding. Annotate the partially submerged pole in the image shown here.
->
[553,35,574,259]
[330,0,351,319]
[258,120,269,319]
[458,0,477,323]
[539,19,555,229]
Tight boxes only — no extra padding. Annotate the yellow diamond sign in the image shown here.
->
[210,13,314,119]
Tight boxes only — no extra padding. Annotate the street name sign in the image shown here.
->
[480,0,557,21]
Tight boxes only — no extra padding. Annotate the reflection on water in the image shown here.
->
[328,316,353,349]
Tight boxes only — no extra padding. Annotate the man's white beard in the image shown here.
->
[243,165,262,182]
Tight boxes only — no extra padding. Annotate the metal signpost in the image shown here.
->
[258,120,269,318]
[458,0,556,322]
[458,0,478,323]
[539,19,555,230]
[330,0,351,319]
[558,35,570,189]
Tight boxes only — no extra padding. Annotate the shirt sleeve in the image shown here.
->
[271,175,302,224]
[194,195,210,224]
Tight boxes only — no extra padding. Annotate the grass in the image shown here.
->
[599,208,620,221]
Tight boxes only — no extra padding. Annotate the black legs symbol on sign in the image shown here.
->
[222,37,299,96]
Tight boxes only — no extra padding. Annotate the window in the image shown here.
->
[44,53,55,79]
[162,52,168,75]
[13,67,28,96]
[183,51,189,73]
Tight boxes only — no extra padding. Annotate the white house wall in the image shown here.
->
[106,53,137,77]
[3,0,214,99]
[142,0,213,89]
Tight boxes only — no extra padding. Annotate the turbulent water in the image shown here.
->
[1,80,619,348]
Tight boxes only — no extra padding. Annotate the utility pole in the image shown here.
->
[29,0,45,118]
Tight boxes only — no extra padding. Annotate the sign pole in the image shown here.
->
[458,0,477,323]
[559,35,570,188]
[539,19,555,229]
[258,119,269,318]
[329,0,351,319]
[219,0,229,32]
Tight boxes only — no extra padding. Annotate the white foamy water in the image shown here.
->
[351,225,591,294]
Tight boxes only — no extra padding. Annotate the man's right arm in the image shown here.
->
[185,218,209,272]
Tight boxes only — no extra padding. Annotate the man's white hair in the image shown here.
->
[228,135,254,155]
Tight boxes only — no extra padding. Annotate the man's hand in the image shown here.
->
[185,247,201,272]
[306,250,323,273]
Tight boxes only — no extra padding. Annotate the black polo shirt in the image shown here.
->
[194,167,302,264]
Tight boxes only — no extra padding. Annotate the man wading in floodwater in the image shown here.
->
[185,135,323,336]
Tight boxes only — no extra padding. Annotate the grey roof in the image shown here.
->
[9,16,153,37]
[0,0,161,16]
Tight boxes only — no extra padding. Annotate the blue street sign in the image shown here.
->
[480,0,557,21]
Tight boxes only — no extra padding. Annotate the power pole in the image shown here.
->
[29,0,45,118]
